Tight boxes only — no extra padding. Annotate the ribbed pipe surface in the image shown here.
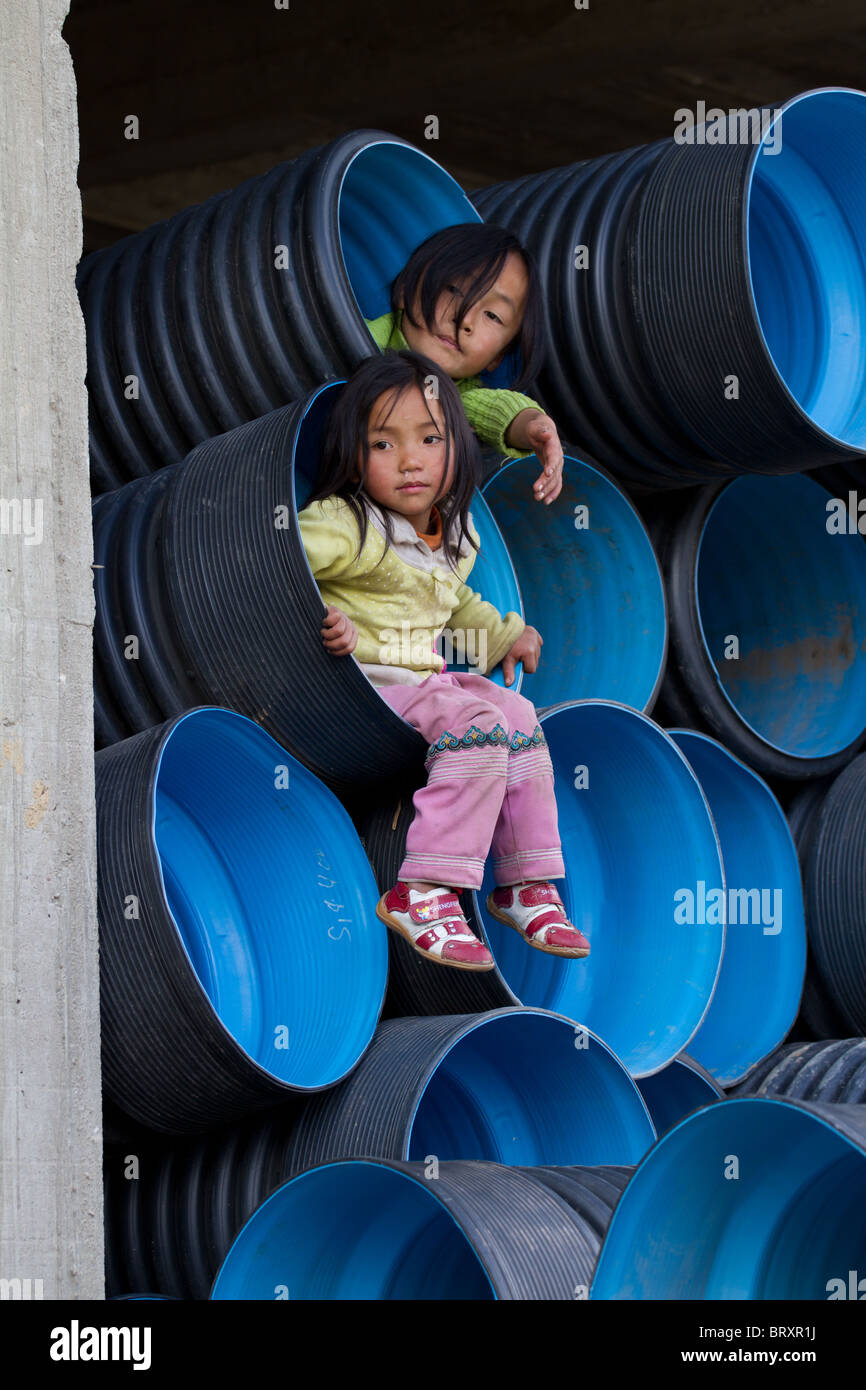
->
[788,755,866,1034]
[474,89,866,487]
[732,1040,866,1102]
[92,380,523,788]
[211,1158,632,1300]
[652,474,866,779]
[96,706,387,1133]
[360,701,725,1077]
[78,131,481,492]
[480,454,666,711]
[591,1096,866,1299]
[285,1010,655,1174]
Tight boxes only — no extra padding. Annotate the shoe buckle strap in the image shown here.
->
[409,894,461,925]
[524,908,569,940]
[518,883,562,909]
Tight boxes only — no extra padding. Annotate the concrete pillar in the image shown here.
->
[0,1,103,1297]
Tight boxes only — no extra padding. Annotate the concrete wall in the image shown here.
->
[0,0,103,1297]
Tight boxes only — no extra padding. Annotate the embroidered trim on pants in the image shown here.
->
[425,722,546,765]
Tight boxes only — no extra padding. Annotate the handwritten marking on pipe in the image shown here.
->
[315,849,352,940]
[24,780,50,828]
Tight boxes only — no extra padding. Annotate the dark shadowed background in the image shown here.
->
[67,0,866,253]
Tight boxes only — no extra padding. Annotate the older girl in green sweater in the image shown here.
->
[365,223,564,504]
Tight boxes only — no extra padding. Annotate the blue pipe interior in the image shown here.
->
[338,143,482,322]
[591,1098,866,1298]
[474,703,725,1077]
[211,1162,496,1300]
[152,708,387,1087]
[405,1011,655,1166]
[292,382,523,688]
[747,90,866,447]
[481,456,666,710]
[668,731,806,1085]
[636,1058,722,1136]
[696,474,866,759]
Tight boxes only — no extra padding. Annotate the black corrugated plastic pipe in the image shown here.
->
[474,89,866,488]
[285,1010,656,1176]
[96,707,388,1133]
[210,1160,634,1300]
[77,130,481,492]
[732,1040,866,1102]
[785,754,866,1034]
[650,473,866,780]
[91,384,426,792]
[103,1121,632,1299]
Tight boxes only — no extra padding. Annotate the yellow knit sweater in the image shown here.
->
[298,494,525,686]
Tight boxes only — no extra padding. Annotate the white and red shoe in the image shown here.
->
[486,882,590,957]
[376,881,495,971]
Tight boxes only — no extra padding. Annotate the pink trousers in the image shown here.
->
[378,670,565,890]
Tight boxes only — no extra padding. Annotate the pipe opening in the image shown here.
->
[476,704,725,1077]
[748,90,866,446]
[696,475,866,759]
[151,708,387,1087]
[406,1011,655,1165]
[338,143,482,322]
[481,456,666,709]
[592,1099,866,1298]
[211,1163,495,1300]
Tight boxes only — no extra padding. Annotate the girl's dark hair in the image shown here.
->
[307,349,481,572]
[391,222,545,390]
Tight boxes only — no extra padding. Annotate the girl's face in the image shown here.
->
[399,251,529,380]
[357,385,454,534]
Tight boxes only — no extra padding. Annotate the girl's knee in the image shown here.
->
[453,699,510,736]
[496,690,541,734]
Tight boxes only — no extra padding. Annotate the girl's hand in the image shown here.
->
[505,409,564,504]
[321,604,358,656]
[501,625,542,687]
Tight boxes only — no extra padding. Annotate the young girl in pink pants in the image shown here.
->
[298,350,590,972]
